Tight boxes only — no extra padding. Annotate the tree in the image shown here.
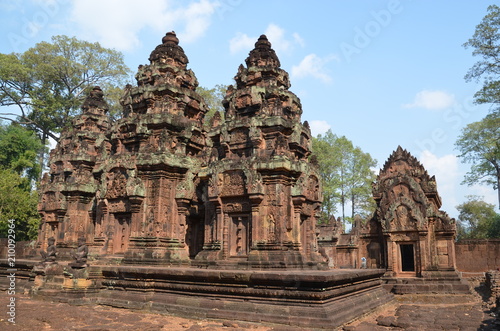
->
[312,130,377,227]
[0,122,44,240]
[0,122,44,183]
[196,84,227,128]
[0,35,131,143]
[312,130,342,221]
[456,195,500,240]
[0,168,40,240]
[347,147,377,219]
[463,4,500,113]
[456,112,500,209]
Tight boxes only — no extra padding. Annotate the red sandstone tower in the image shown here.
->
[195,35,324,268]
[37,33,324,269]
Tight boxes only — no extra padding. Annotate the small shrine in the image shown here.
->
[361,146,457,277]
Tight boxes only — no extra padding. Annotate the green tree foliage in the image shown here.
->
[0,168,40,240]
[456,196,500,240]
[312,131,341,220]
[459,5,500,211]
[456,113,500,209]
[0,122,43,240]
[0,35,131,142]
[464,4,500,113]
[0,122,44,182]
[196,84,227,128]
[347,147,378,219]
[312,130,377,227]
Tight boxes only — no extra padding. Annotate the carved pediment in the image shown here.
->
[382,197,426,232]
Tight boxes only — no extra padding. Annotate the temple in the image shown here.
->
[37,32,323,269]
[21,32,468,329]
[367,146,457,276]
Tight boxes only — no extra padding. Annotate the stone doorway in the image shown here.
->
[230,215,250,257]
[113,214,130,254]
[186,217,204,259]
[400,243,415,272]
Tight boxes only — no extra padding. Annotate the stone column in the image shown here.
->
[385,235,394,274]
[222,213,229,260]
[447,236,456,270]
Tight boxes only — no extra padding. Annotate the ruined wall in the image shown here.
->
[456,239,500,272]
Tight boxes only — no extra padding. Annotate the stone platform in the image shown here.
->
[383,270,471,294]
[0,259,392,329]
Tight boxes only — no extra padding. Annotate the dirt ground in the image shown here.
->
[1,281,499,331]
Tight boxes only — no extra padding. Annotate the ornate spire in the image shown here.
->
[149,31,188,66]
[245,34,280,68]
[381,146,426,175]
[81,86,109,116]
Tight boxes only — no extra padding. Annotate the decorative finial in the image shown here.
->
[162,31,179,45]
[255,34,271,48]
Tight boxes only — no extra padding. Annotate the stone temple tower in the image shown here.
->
[38,86,111,256]
[195,35,324,268]
[93,31,208,264]
[38,33,324,269]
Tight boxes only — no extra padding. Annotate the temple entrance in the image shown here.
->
[186,216,204,259]
[113,214,130,254]
[230,215,249,257]
[400,243,415,272]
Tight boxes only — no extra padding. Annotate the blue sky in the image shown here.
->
[0,0,498,219]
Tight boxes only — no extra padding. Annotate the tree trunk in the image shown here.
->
[497,171,500,211]
[351,193,355,219]
[341,192,345,230]
[39,132,47,182]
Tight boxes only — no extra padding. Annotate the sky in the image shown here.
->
[0,0,498,219]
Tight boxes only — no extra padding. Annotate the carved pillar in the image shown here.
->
[222,213,229,259]
[304,217,311,257]
[292,196,305,247]
[428,218,437,269]
[106,213,114,255]
[447,236,456,269]
[385,235,394,274]
[129,196,143,235]
[249,193,264,248]
[416,233,424,277]
[175,198,190,245]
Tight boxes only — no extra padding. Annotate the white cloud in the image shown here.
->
[229,32,255,54]
[291,53,338,84]
[419,150,460,211]
[309,120,331,137]
[264,23,291,53]
[69,0,218,51]
[229,23,304,55]
[468,185,498,206]
[403,90,455,110]
[293,32,305,47]
[174,0,217,43]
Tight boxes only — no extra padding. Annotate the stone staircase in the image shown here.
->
[383,270,471,294]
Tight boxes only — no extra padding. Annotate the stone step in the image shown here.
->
[386,283,471,294]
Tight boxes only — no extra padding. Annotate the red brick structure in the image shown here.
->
[456,239,500,273]
[38,86,110,257]
[23,33,396,329]
[195,35,323,268]
[360,146,458,276]
[37,32,324,269]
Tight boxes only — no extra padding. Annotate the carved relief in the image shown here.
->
[221,171,246,197]
[106,169,127,199]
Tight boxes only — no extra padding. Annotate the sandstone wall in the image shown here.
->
[455,239,500,272]
[0,239,37,259]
